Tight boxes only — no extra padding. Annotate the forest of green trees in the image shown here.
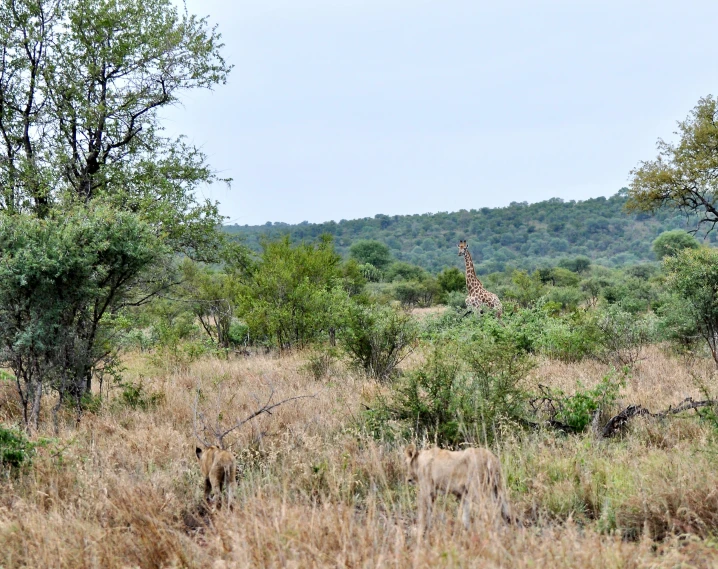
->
[226,190,708,273]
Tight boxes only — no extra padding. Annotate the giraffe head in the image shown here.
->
[458,240,468,257]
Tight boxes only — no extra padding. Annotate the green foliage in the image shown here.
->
[558,256,592,273]
[548,371,626,432]
[178,241,252,349]
[437,267,465,293]
[349,240,393,269]
[0,206,167,427]
[595,305,656,366]
[664,247,718,364]
[655,293,702,354]
[548,267,581,287]
[117,380,164,410]
[0,0,231,428]
[359,263,382,283]
[238,235,348,349]
[629,96,718,234]
[227,321,250,346]
[339,303,417,381]
[506,270,545,307]
[652,230,699,259]
[302,347,340,381]
[536,311,601,363]
[228,193,699,272]
[0,425,35,471]
[384,262,426,282]
[378,326,534,446]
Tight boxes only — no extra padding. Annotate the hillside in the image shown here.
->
[225,191,709,273]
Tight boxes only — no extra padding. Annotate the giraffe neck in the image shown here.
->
[463,249,484,290]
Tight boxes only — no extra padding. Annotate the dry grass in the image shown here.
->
[1,347,718,568]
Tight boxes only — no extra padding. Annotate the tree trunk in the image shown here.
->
[30,379,43,431]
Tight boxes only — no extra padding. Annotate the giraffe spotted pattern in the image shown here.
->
[458,240,502,318]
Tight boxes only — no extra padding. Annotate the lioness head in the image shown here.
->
[404,443,419,483]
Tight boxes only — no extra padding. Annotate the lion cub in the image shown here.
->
[404,444,513,531]
[195,445,236,510]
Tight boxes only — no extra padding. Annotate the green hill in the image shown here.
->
[225,190,709,274]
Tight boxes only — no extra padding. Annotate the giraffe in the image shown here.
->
[457,240,503,318]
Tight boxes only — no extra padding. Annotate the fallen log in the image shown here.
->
[601,398,718,438]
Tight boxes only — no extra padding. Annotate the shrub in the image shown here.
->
[446,291,467,309]
[545,370,627,432]
[437,267,465,293]
[664,247,718,364]
[339,303,417,381]
[652,230,699,259]
[117,380,164,410]
[0,425,35,471]
[595,305,656,366]
[303,347,340,381]
[349,240,392,269]
[376,327,534,446]
[537,312,600,362]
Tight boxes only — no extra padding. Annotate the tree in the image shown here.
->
[349,240,392,269]
[664,247,718,365]
[628,96,718,232]
[558,256,591,274]
[652,230,699,259]
[0,0,230,427]
[437,267,465,293]
[238,235,346,349]
[0,206,167,428]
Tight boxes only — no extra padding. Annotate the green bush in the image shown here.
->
[0,425,35,471]
[446,291,467,309]
[227,321,250,346]
[537,311,600,362]
[117,380,164,410]
[595,305,656,366]
[375,326,534,446]
[437,267,465,293]
[339,303,417,381]
[303,347,340,380]
[548,370,627,432]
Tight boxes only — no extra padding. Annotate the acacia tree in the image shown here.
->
[628,96,718,232]
[0,0,231,428]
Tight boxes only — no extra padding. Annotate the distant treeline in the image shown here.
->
[225,191,709,274]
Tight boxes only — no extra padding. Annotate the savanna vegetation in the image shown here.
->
[226,191,709,273]
[2,1,718,567]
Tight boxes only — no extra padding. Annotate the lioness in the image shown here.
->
[404,444,513,531]
[196,445,236,510]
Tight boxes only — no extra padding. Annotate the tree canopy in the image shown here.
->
[0,0,231,427]
[652,230,699,259]
[628,96,718,234]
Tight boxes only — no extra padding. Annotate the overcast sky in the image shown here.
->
[163,0,718,226]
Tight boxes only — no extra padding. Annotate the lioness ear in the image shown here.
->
[405,443,417,460]
[195,447,203,460]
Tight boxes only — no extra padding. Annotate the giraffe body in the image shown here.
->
[458,240,503,318]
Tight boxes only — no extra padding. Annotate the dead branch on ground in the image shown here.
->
[601,397,718,438]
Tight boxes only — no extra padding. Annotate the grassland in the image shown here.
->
[1,333,718,568]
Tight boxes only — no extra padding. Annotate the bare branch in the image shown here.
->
[217,389,316,448]
[192,381,316,449]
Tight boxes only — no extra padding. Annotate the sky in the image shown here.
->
[163,0,718,226]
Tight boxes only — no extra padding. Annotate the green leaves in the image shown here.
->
[628,96,718,232]
[663,247,718,363]
[238,236,347,349]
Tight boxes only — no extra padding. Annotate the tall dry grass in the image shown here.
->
[1,346,717,568]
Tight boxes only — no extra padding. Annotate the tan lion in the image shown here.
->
[404,444,514,531]
[196,445,236,510]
